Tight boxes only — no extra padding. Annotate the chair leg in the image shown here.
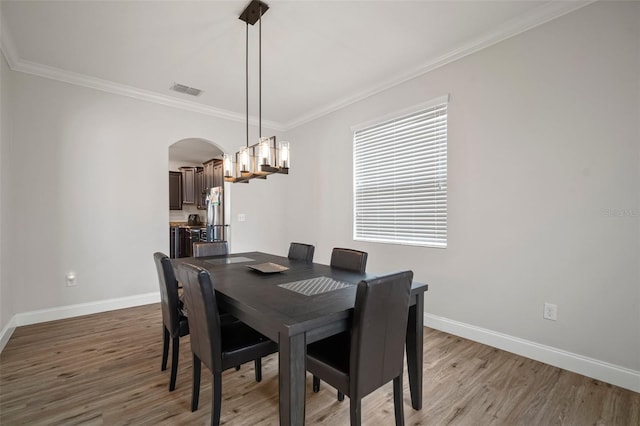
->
[338,390,345,401]
[169,336,180,391]
[161,327,169,371]
[312,376,320,393]
[192,354,201,412]
[235,365,241,371]
[211,371,222,426]
[350,396,361,426]
[254,358,262,382]
[393,375,405,426]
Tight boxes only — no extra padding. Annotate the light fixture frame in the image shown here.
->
[224,136,289,183]
[223,0,289,184]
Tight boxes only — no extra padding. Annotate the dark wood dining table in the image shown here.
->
[172,251,428,426]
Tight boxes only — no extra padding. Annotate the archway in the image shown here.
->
[168,138,229,257]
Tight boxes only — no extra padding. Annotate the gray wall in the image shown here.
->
[1,66,286,316]
[283,2,640,371]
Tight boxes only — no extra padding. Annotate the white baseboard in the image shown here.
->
[0,292,160,353]
[0,319,16,353]
[424,313,640,394]
[3,298,638,393]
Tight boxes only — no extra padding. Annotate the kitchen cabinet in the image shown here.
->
[181,227,204,257]
[213,161,223,187]
[170,161,220,211]
[203,159,223,189]
[195,168,206,210]
[203,160,214,189]
[169,172,182,210]
[180,167,197,204]
[170,226,180,258]
[180,167,202,205]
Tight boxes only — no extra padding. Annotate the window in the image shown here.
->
[353,96,448,248]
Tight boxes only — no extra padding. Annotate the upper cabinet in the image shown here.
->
[213,161,223,188]
[203,160,214,189]
[203,159,224,189]
[170,160,222,211]
[169,171,182,210]
[180,166,202,205]
[195,168,206,210]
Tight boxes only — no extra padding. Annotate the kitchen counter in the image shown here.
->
[169,222,206,229]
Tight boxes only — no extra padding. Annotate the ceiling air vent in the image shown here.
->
[170,83,203,97]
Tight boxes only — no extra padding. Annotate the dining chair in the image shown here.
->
[287,242,315,262]
[330,248,368,273]
[175,262,278,425]
[308,270,413,426]
[193,241,229,258]
[153,252,189,392]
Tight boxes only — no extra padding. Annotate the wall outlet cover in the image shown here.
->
[543,302,557,321]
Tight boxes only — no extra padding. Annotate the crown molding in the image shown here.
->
[281,0,597,131]
[1,1,595,133]
[0,23,286,132]
[9,58,286,132]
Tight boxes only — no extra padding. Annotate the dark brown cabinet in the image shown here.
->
[181,227,206,257]
[169,171,182,210]
[213,161,223,187]
[180,167,198,204]
[170,161,221,211]
[203,160,214,189]
[203,159,224,189]
[195,168,206,210]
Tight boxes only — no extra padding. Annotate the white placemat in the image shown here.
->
[278,276,353,296]
[205,256,254,265]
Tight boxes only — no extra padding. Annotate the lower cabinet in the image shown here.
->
[170,226,180,258]
[179,227,204,258]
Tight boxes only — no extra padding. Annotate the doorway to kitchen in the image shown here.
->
[168,138,229,258]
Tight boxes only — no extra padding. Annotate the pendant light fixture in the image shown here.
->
[224,0,290,183]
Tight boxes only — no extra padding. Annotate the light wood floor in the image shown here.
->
[1,304,638,425]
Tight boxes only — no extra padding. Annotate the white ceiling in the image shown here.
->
[1,0,591,130]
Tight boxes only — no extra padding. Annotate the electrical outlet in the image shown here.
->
[238,213,246,222]
[66,272,77,287]
[543,302,557,321]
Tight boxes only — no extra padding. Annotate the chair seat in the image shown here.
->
[221,321,277,369]
[178,315,190,337]
[307,332,350,393]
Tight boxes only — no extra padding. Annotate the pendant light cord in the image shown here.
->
[245,21,249,148]
[258,4,262,139]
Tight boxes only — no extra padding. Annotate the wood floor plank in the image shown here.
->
[1,304,638,425]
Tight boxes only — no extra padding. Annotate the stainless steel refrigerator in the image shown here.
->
[205,187,224,241]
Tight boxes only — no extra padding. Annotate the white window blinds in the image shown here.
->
[353,100,448,248]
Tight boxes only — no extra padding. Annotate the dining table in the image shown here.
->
[172,251,428,426]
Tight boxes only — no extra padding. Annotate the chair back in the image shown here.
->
[175,262,223,373]
[330,248,368,273]
[350,270,413,397]
[153,252,182,337]
[193,241,229,258]
[288,242,315,262]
